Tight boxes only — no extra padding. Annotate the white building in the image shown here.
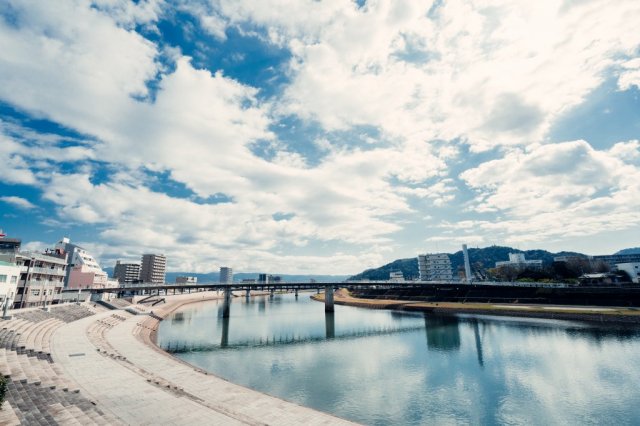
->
[0,260,20,313]
[389,271,404,282]
[495,253,543,270]
[615,263,640,283]
[418,254,453,281]
[140,254,166,284]
[220,267,233,284]
[176,276,197,284]
[55,237,118,289]
[14,250,67,308]
[113,260,141,284]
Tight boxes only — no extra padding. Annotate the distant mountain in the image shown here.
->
[615,247,640,255]
[348,246,587,281]
[102,267,347,284]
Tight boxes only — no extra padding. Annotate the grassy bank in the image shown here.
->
[312,289,640,324]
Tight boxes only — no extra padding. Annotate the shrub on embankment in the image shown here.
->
[0,375,7,409]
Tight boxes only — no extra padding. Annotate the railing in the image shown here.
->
[21,266,66,276]
[20,280,63,287]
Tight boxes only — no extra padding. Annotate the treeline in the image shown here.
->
[487,258,614,283]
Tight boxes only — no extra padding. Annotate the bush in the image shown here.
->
[0,375,7,409]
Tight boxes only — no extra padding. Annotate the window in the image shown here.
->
[31,289,40,296]
[10,276,17,284]
[0,275,6,283]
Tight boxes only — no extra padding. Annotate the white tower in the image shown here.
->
[463,244,472,283]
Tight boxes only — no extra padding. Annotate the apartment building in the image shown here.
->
[418,253,453,281]
[140,254,166,284]
[219,267,233,284]
[113,260,141,284]
[55,237,118,289]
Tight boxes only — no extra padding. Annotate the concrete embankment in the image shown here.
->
[314,289,640,324]
[132,291,357,425]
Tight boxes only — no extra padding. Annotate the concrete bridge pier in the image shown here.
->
[324,286,334,312]
[325,311,335,339]
[295,288,299,298]
[222,287,232,318]
[245,289,250,299]
[221,315,230,348]
[269,288,275,298]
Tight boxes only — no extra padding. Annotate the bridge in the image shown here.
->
[91,280,577,317]
[93,281,409,316]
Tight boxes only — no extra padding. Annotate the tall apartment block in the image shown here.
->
[113,260,141,284]
[140,254,166,284]
[418,253,453,281]
[219,267,233,284]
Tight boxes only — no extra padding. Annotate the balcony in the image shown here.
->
[24,266,67,276]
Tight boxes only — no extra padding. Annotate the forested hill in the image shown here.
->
[348,246,586,281]
[615,247,640,255]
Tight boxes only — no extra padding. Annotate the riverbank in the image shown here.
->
[21,292,356,425]
[313,289,640,324]
[134,291,356,424]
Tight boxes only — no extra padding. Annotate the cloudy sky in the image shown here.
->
[1,0,639,274]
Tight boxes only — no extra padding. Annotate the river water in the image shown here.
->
[156,293,640,425]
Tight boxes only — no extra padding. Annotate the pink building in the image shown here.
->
[55,238,119,289]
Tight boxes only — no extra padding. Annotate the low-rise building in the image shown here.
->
[268,275,282,283]
[175,276,197,284]
[0,260,20,312]
[495,253,543,270]
[389,271,404,282]
[14,249,67,308]
[578,273,623,285]
[591,254,640,268]
[615,263,640,283]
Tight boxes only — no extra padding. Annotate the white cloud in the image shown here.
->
[0,196,37,210]
[618,58,640,91]
[210,0,640,151]
[20,241,49,253]
[459,140,640,243]
[91,0,164,28]
[2,0,640,273]
[0,0,159,134]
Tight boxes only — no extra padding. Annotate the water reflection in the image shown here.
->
[424,315,461,352]
[472,319,484,368]
[325,312,335,339]
[220,314,230,348]
[157,294,640,426]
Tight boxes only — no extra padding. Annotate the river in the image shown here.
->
[156,292,640,425]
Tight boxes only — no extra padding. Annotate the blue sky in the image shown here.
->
[1,0,640,274]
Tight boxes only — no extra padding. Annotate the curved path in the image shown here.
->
[51,294,355,425]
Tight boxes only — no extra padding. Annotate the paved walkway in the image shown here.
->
[52,311,240,425]
[52,306,355,425]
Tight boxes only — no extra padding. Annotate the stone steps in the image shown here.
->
[7,379,121,426]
